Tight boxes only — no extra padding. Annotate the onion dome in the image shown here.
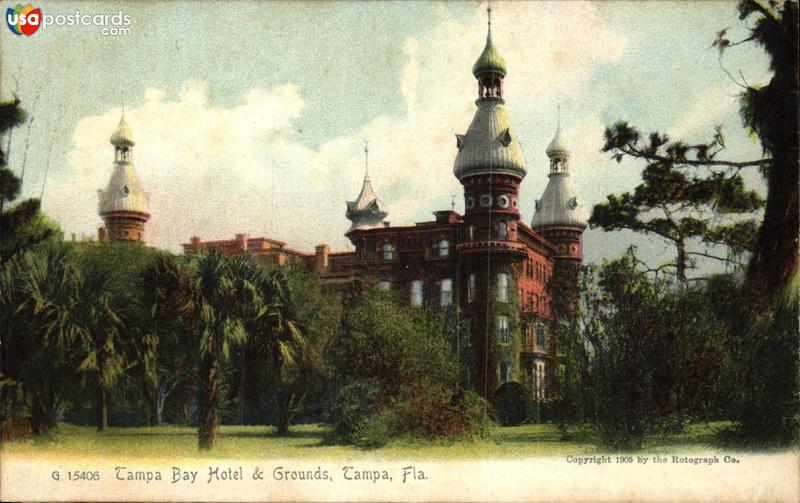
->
[99,113,149,216]
[546,126,570,158]
[453,99,526,179]
[530,175,587,230]
[110,114,135,147]
[472,31,507,77]
[98,163,150,215]
[532,125,587,229]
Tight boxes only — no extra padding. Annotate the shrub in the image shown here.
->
[492,382,528,426]
[330,380,381,442]
[352,409,398,448]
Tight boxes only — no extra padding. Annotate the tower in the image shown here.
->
[530,116,588,263]
[453,6,527,398]
[345,141,389,239]
[98,113,150,243]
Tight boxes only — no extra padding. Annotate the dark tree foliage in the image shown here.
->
[329,289,491,446]
[592,124,763,281]
[0,99,54,265]
[552,250,729,450]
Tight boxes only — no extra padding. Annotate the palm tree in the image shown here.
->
[184,253,247,450]
[227,258,308,435]
[0,246,73,434]
[140,254,195,426]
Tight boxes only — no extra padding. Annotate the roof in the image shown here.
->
[345,175,389,233]
[530,172,588,230]
[110,114,135,148]
[472,33,507,77]
[98,162,150,216]
[546,126,570,158]
[453,98,526,179]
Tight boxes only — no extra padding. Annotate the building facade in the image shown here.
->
[183,10,587,399]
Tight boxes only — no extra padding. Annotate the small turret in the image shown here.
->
[98,112,150,243]
[345,141,389,236]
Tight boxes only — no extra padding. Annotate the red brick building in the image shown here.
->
[183,10,587,399]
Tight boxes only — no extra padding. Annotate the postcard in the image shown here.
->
[1,1,798,501]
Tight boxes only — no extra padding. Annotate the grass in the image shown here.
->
[0,421,739,461]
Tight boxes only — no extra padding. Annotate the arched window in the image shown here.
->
[440,279,453,307]
[497,221,508,240]
[382,243,395,261]
[438,239,450,257]
[467,273,476,303]
[410,280,423,306]
[497,272,509,302]
[468,225,475,241]
[500,360,512,384]
[496,315,510,344]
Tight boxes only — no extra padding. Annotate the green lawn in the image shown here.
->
[1,422,735,461]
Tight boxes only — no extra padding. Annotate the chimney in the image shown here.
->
[315,244,330,274]
[235,233,249,253]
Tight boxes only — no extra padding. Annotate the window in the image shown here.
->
[497,272,509,302]
[536,323,546,350]
[535,362,546,400]
[377,280,391,290]
[410,280,423,306]
[438,239,450,257]
[497,194,510,208]
[468,225,475,241]
[500,361,512,384]
[497,315,510,344]
[440,278,453,307]
[466,196,475,209]
[382,243,395,260]
[497,221,508,240]
[467,273,476,303]
[480,194,492,207]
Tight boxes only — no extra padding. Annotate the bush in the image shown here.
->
[330,380,381,442]
[352,409,397,448]
[492,382,528,426]
[397,385,493,439]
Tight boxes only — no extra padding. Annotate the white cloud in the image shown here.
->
[53,1,627,253]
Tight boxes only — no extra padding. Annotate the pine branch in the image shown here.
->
[618,146,769,169]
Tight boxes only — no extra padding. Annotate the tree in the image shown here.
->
[591,131,763,281]
[719,0,798,303]
[227,261,308,435]
[329,289,490,446]
[182,253,248,450]
[0,99,54,266]
[0,244,75,435]
[140,253,195,427]
[598,0,798,297]
[552,250,728,449]
[266,268,338,435]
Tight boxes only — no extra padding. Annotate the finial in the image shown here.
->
[363,139,370,179]
[557,99,561,132]
[487,1,492,39]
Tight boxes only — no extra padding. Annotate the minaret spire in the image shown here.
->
[363,139,370,180]
[487,2,492,39]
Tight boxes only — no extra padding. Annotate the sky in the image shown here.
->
[1,1,772,271]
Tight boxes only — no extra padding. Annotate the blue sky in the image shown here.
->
[1,1,771,272]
